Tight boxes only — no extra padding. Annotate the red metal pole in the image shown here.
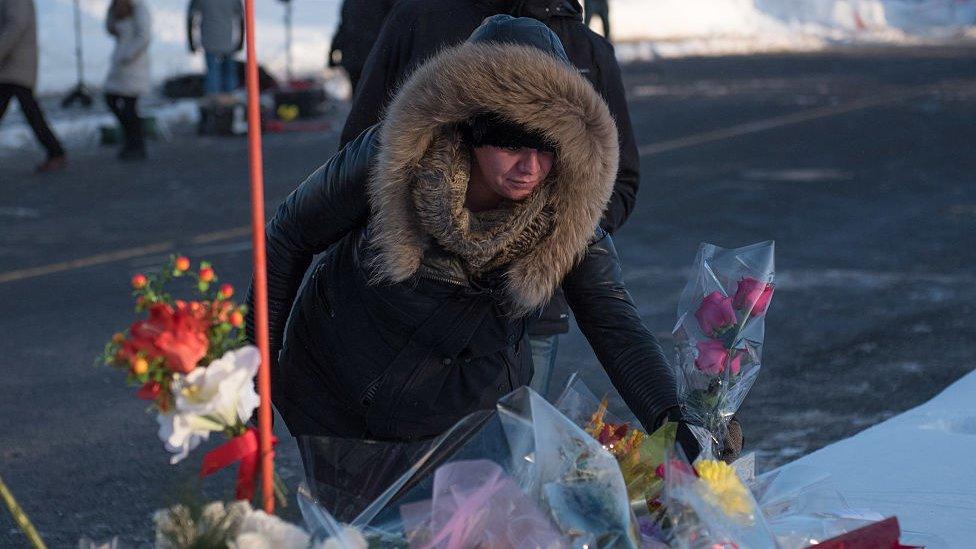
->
[242,0,275,513]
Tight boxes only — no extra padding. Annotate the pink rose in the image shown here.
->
[695,339,742,375]
[732,277,774,317]
[694,291,736,337]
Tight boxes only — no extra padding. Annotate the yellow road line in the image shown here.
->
[639,79,976,156]
[0,242,174,284]
[191,225,252,244]
[0,225,258,285]
[3,80,973,285]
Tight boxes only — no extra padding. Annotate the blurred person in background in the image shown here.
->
[327,0,396,94]
[187,0,243,97]
[104,0,151,161]
[0,0,66,172]
[584,0,610,40]
[338,0,640,401]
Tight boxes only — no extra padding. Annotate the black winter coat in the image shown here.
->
[250,37,676,442]
[327,0,396,92]
[266,128,676,441]
[338,0,640,335]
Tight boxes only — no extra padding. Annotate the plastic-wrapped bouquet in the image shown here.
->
[555,374,678,518]
[299,387,640,548]
[672,241,775,459]
[660,448,775,548]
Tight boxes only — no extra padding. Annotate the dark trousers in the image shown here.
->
[0,83,65,159]
[105,93,144,151]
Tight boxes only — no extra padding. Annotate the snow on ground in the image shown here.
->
[4,0,974,153]
[776,369,976,547]
[30,0,976,94]
[0,98,199,152]
[34,0,341,94]
[610,0,976,60]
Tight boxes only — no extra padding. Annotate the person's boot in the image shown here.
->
[36,155,67,173]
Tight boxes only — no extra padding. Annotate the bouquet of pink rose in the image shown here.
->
[671,241,775,459]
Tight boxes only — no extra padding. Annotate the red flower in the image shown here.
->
[695,291,736,337]
[131,274,148,289]
[732,277,774,317]
[212,300,234,323]
[229,310,245,328]
[597,422,629,446]
[136,381,162,400]
[219,283,234,299]
[127,303,209,374]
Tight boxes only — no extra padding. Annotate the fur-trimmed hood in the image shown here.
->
[366,41,619,313]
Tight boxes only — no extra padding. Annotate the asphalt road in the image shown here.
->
[2,46,975,546]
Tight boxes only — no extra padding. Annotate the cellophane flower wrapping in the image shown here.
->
[298,387,639,548]
[555,374,678,518]
[399,459,564,548]
[749,465,916,548]
[662,448,775,548]
[672,241,775,458]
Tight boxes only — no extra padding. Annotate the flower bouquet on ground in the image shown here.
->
[660,446,776,548]
[555,374,678,521]
[672,241,776,459]
[99,255,283,505]
[151,500,314,549]
[653,452,923,549]
[298,386,640,548]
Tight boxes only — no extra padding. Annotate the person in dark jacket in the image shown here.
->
[584,0,610,41]
[187,0,244,95]
[327,0,396,93]
[249,16,690,451]
[338,0,641,399]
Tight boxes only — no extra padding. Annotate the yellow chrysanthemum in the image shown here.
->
[694,459,754,520]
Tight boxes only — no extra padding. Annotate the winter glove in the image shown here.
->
[675,419,702,463]
[661,406,702,462]
[720,416,744,463]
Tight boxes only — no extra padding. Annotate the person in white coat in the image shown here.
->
[104,0,151,160]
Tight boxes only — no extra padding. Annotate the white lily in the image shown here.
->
[156,345,261,464]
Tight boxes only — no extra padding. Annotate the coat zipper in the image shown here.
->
[418,268,467,287]
[360,376,383,408]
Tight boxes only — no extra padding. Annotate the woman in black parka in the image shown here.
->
[248,16,696,452]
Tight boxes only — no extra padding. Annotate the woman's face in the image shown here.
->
[471,145,554,202]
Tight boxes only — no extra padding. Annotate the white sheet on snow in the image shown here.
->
[776,369,976,547]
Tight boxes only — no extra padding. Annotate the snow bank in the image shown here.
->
[609,0,976,60]
[34,0,340,94]
[0,98,198,152]
[30,0,976,94]
[777,369,976,547]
